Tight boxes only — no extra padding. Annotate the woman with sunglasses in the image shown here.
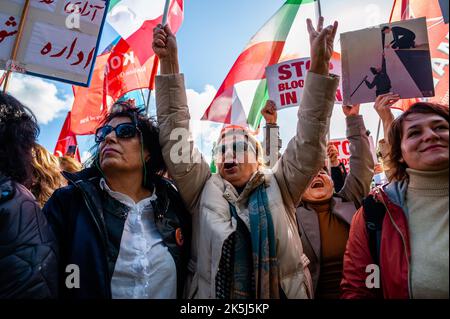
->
[153,18,339,299]
[43,103,191,299]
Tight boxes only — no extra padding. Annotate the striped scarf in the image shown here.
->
[227,183,280,299]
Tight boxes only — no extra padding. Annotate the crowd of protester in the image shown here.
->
[0,17,448,299]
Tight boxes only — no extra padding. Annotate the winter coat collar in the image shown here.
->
[382,180,409,216]
[61,166,101,184]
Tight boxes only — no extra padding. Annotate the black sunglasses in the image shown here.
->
[95,123,140,143]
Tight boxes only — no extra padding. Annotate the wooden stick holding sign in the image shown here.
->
[3,0,30,93]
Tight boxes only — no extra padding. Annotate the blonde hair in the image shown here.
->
[30,144,65,207]
[58,155,82,173]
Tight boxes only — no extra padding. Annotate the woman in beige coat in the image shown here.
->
[152,17,339,299]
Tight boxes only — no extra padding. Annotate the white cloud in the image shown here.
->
[8,73,73,125]
[80,151,92,164]
[186,84,217,121]
[185,85,222,164]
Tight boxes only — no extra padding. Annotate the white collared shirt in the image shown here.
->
[100,178,177,299]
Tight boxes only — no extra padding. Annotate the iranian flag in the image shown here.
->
[70,0,184,135]
[201,0,319,130]
[390,0,449,110]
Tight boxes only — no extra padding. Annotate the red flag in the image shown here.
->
[54,112,81,162]
[390,0,449,110]
[70,0,184,135]
[103,0,183,105]
[71,53,111,135]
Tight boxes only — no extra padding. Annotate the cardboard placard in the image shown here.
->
[0,0,109,86]
[266,54,343,110]
[341,17,435,105]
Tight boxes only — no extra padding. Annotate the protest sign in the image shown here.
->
[0,0,109,86]
[266,53,343,110]
[341,17,435,105]
[329,136,377,172]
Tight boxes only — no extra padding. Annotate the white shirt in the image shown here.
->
[100,179,177,299]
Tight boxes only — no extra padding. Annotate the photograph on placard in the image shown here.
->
[341,17,434,105]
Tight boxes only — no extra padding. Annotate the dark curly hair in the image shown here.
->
[89,100,167,184]
[387,102,449,182]
[0,91,40,186]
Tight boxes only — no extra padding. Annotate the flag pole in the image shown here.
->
[145,0,171,114]
[0,71,7,88]
[161,0,171,25]
[145,89,152,114]
[145,57,159,114]
[3,0,30,93]
[139,88,147,109]
[375,118,382,144]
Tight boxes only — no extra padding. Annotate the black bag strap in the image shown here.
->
[362,194,386,265]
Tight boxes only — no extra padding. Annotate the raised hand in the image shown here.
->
[327,142,340,167]
[342,104,360,117]
[261,100,278,125]
[374,93,399,122]
[152,24,179,74]
[374,93,399,143]
[306,16,338,76]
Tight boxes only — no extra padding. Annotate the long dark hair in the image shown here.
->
[387,102,449,181]
[0,92,40,186]
[90,101,167,185]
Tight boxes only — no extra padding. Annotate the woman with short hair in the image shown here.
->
[341,102,449,299]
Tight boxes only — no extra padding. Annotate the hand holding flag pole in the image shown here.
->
[153,23,179,75]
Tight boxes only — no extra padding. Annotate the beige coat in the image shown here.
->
[156,72,339,299]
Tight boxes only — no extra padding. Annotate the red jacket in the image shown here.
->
[341,182,412,299]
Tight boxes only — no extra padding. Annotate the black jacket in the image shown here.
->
[42,167,191,299]
[0,174,58,298]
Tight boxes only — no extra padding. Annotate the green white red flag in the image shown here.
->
[201,0,319,130]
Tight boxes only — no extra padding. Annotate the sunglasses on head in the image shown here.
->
[95,123,140,143]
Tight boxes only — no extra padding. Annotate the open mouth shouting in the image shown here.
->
[311,180,324,189]
[223,162,238,174]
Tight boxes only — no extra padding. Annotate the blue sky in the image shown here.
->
[9,0,395,162]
